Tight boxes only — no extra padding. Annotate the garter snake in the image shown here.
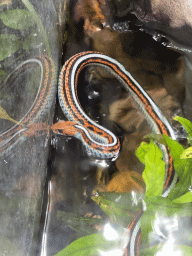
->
[56,51,178,256]
[0,55,55,155]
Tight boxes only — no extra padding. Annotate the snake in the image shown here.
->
[55,51,178,256]
[0,55,55,155]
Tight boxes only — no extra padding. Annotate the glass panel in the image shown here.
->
[0,0,67,255]
[1,1,192,256]
[46,0,192,256]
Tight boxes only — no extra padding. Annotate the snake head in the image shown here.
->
[51,121,77,137]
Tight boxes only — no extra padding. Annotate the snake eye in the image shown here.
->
[87,126,94,131]
[58,129,64,134]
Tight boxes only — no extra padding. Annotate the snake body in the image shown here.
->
[57,51,177,255]
[0,55,55,155]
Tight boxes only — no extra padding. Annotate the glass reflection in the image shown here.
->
[103,223,119,241]
[99,249,124,256]
[156,236,182,256]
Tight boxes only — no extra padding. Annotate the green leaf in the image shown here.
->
[168,159,192,200]
[0,105,19,124]
[180,147,192,159]
[136,142,150,164]
[145,196,192,217]
[139,196,192,246]
[163,135,186,178]
[57,211,102,235]
[0,70,7,76]
[168,179,190,201]
[0,34,21,61]
[130,174,146,190]
[139,140,165,197]
[140,244,192,256]
[91,191,133,227]
[22,33,43,50]
[173,191,192,204]
[140,208,155,245]
[174,116,192,145]
[143,133,166,145]
[0,70,7,82]
[139,244,162,256]
[96,191,143,212]
[178,245,192,256]
[0,9,34,30]
[54,233,120,256]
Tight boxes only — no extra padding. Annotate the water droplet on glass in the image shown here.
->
[61,146,65,153]
[94,159,109,168]
[88,90,99,99]
[51,136,58,147]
